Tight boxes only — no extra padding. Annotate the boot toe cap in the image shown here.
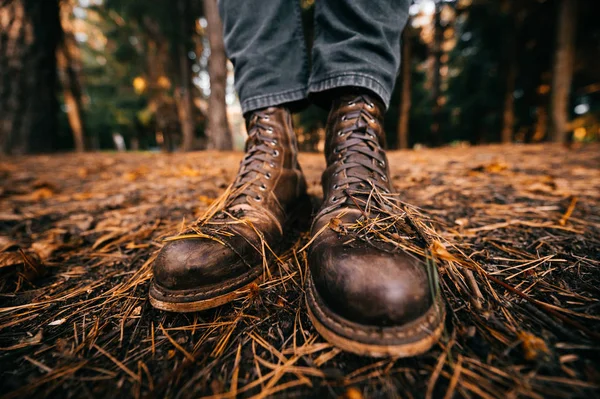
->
[309,240,434,326]
[153,238,248,290]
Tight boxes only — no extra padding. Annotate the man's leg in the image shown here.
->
[308,0,409,108]
[305,1,445,357]
[219,0,309,113]
[150,0,311,312]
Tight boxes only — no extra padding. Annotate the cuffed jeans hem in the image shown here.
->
[240,87,308,114]
[308,73,392,110]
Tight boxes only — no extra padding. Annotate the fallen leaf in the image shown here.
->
[518,331,550,361]
[0,237,18,252]
[179,165,202,177]
[31,241,60,260]
[0,252,24,269]
[431,241,460,263]
[455,218,469,226]
[198,195,214,205]
[13,187,54,202]
[471,161,509,174]
[344,387,364,399]
[22,330,43,345]
[123,166,149,182]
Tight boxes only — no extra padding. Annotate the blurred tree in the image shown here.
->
[81,3,159,150]
[0,0,61,155]
[448,0,513,144]
[429,1,443,146]
[499,0,519,143]
[98,0,205,151]
[145,22,176,151]
[57,0,87,152]
[176,0,196,151]
[512,0,555,143]
[550,0,577,144]
[397,29,413,150]
[203,0,232,150]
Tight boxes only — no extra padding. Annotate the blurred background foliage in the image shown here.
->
[0,0,598,155]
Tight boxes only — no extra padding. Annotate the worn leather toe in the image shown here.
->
[153,237,252,291]
[309,234,433,327]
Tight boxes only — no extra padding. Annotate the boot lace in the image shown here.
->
[328,96,391,211]
[229,109,280,206]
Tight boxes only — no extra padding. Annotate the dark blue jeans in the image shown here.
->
[218,0,410,114]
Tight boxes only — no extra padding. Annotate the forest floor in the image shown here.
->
[0,144,599,399]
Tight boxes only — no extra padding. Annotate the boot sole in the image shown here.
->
[149,269,262,312]
[305,276,445,358]
[149,194,314,313]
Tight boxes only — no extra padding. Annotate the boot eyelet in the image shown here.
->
[333,147,340,154]
[337,130,343,136]
[259,184,267,191]
[333,184,339,190]
[381,175,388,181]
[265,172,272,179]
[379,161,385,167]
[254,195,263,202]
[263,116,270,121]
[272,150,280,157]
[368,134,375,139]
[266,127,274,134]
[367,102,374,109]
[271,140,278,146]
[269,162,275,168]
[370,118,375,123]
[341,116,347,121]
[347,101,355,106]
[331,196,339,203]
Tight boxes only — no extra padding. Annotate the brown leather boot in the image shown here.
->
[150,107,310,312]
[306,94,445,357]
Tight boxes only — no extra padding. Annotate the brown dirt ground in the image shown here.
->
[1,144,599,398]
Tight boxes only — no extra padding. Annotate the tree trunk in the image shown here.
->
[57,0,86,152]
[176,0,196,152]
[203,0,232,150]
[550,0,577,144]
[143,17,167,152]
[500,8,518,144]
[397,31,412,150]
[532,105,548,142]
[57,47,85,152]
[145,32,170,152]
[0,0,61,155]
[501,63,516,143]
[429,2,443,147]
